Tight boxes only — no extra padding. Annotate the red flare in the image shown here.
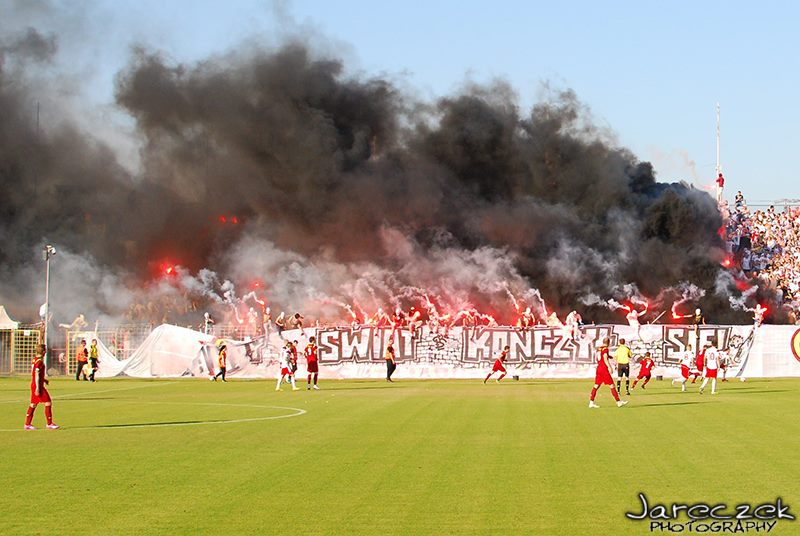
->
[218,215,227,223]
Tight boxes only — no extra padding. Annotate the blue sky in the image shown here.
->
[25,0,800,203]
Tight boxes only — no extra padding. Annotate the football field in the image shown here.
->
[2,376,798,535]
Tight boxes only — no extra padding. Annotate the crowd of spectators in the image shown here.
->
[720,190,800,324]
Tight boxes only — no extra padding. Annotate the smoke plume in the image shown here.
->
[0,9,763,326]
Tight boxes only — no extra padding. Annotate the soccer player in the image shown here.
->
[75,339,89,381]
[694,345,707,384]
[290,340,299,377]
[672,344,698,392]
[276,341,299,391]
[615,338,633,396]
[212,343,227,382]
[385,341,397,382]
[484,346,510,383]
[699,343,720,395]
[88,338,100,382]
[25,344,59,430]
[305,336,320,390]
[589,338,628,408]
[631,352,655,390]
[719,346,731,382]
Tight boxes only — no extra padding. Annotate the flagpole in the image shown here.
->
[716,103,721,176]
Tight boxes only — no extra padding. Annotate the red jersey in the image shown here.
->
[596,347,610,370]
[695,351,705,372]
[492,350,508,372]
[304,343,318,362]
[716,174,724,187]
[31,358,45,391]
[639,357,654,375]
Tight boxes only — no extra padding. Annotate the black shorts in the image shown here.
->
[617,364,630,377]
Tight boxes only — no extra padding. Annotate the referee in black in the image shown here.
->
[615,338,633,396]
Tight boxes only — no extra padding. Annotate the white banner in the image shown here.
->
[100,323,800,380]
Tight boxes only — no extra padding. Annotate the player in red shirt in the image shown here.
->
[305,336,320,390]
[589,338,628,408]
[630,352,655,390]
[25,344,59,430]
[484,346,509,383]
[693,346,706,384]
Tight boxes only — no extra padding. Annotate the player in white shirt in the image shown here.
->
[275,341,300,391]
[671,344,699,392]
[699,343,720,395]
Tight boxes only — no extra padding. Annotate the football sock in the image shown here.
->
[711,379,717,393]
[590,387,598,401]
[313,374,318,386]
[45,405,53,425]
[700,378,709,390]
[484,373,492,383]
[498,373,506,381]
[616,380,621,392]
[643,377,650,387]
[276,377,283,389]
[631,380,638,389]
[610,387,620,402]
[290,376,297,388]
[625,379,630,391]
[25,406,35,426]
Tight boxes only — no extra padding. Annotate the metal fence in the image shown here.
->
[0,327,43,375]
[4,322,275,376]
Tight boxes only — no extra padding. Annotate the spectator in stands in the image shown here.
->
[721,197,800,323]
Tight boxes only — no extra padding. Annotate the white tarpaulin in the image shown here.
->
[99,323,800,379]
[0,306,19,329]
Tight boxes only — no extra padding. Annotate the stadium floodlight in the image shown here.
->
[42,244,56,369]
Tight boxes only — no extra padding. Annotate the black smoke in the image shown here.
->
[0,23,760,324]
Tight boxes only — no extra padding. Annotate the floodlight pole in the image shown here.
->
[43,244,56,369]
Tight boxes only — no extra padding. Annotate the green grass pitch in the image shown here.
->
[1,376,799,535]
